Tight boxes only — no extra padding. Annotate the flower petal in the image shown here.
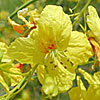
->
[18,8,34,28]
[78,69,100,100]
[87,6,100,44]
[0,42,12,62]
[69,76,85,100]
[7,37,45,64]
[79,68,100,84]
[0,63,22,92]
[64,31,93,72]
[8,17,25,34]
[37,5,72,50]
[37,60,75,93]
[85,84,100,100]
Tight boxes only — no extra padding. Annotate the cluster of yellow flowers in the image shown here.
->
[1,4,100,100]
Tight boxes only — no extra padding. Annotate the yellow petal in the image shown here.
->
[37,60,75,93]
[69,69,100,100]
[0,63,22,92]
[85,84,100,100]
[8,17,24,34]
[69,77,85,100]
[0,42,12,62]
[0,75,9,92]
[89,38,100,66]
[42,74,58,98]
[64,31,93,72]
[79,68,100,84]
[88,6,99,17]
[18,8,34,28]
[9,66,22,86]
[29,9,40,24]
[37,5,72,50]
[87,6,100,44]
[7,37,45,64]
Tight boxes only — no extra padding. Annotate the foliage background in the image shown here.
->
[0,0,100,100]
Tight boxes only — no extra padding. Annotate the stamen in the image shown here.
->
[67,59,69,62]
[48,43,56,50]
[54,65,57,68]
[70,61,74,66]
[51,44,54,47]
[60,62,63,65]
[64,49,67,52]
[64,65,67,69]
[50,61,53,64]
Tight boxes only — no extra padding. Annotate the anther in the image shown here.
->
[70,61,74,66]
[67,59,69,62]
[60,62,63,65]
[54,65,57,68]
[50,61,53,64]
[64,49,67,52]
[64,65,67,69]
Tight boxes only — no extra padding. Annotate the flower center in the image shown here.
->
[40,41,57,54]
[48,43,56,50]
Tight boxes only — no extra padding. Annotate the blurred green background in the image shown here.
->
[0,0,100,100]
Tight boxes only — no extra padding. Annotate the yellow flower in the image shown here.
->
[8,5,93,95]
[87,6,100,66]
[0,42,22,92]
[69,68,100,100]
[8,8,39,34]
[87,6,100,44]
[69,76,85,100]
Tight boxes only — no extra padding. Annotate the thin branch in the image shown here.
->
[9,0,38,18]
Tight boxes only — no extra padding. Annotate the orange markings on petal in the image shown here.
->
[15,63,24,72]
[89,38,100,67]
[13,25,25,34]
[95,46,100,66]
[8,17,25,34]
[22,24,26,28]
[48,42,56,50]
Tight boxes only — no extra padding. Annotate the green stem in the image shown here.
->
[73,0,91,26]
[11,75,37,98]
[73,0,80,12]
[0,93,8,99]
[9,0,37,18]
[69,13,79,17]
[6,77,26,100]
[5,64,38,100]
[84,11,87,33]
[78,22,86,32]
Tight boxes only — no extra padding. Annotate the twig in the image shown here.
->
[9,0,37,18]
